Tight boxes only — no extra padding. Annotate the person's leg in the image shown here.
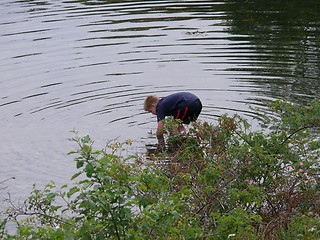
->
[173,108,188,132]
[184,99,202,124]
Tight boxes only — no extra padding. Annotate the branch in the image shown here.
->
[12,210,74,226]
[5,192,74,227]
[0,177,15,190]
[276,124,317,154]
[234,130,254,148]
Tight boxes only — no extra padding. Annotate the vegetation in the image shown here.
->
[1,99,319,239]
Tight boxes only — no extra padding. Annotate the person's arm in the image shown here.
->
[156,120,165,145]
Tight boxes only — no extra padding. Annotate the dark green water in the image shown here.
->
[0,0,319,200]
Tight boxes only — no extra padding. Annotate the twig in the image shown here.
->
[275,124,316,154]
[0,177,15,185]
[0,177,15,190]
[13,210,74,226]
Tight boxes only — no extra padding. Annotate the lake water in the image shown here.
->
[1,0,319,203]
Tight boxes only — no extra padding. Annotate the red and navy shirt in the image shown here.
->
[156,92,199,122]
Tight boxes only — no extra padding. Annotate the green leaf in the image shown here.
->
[76,160,84,169]
[81,135,91,143]
[82,200,98,211]
[85,163,94,177]
[120,207,132,218]
[47,193,57,201]
[67,186,79,198]
[71,172,82,180]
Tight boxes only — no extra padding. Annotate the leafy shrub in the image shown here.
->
[1,99,319,239]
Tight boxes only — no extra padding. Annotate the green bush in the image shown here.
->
[1,99,319,239]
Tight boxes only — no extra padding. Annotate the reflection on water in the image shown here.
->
[225,0,320,104]
[0,0,319,201]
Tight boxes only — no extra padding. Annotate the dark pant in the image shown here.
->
[174,99,202,124]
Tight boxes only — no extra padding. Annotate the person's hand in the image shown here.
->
[157,138,165,152]
[157,143,165,152]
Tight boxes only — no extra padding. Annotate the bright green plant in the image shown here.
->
[0,99,319,239]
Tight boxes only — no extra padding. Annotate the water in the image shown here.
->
[1,0,319,204]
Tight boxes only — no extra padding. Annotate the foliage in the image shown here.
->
[1,99,320,239]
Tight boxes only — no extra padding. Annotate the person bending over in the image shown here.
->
[144,92,202,146]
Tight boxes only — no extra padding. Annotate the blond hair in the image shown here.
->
[144,95,160,111]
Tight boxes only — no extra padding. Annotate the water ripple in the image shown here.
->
[1,0,319,202]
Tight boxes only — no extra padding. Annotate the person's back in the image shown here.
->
[156,92,199,123]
